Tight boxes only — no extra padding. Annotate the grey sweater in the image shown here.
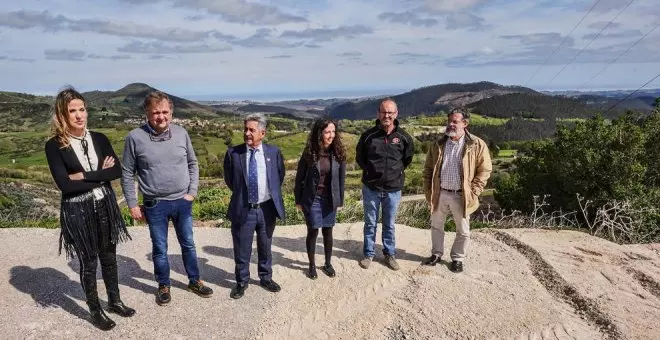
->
[121,123,199,208]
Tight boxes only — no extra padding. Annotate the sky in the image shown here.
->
[1,0,659,99]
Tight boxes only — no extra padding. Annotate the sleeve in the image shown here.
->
[355,132,367,170]
[277,148,285,185]
[422,143,437,203]
[81,133,122,183]
[223,149,233,190]
[293,157,307,204]
[471,141,493,196]
[402,132,414,169]
[120,134,139,209]
[185,131,199,197]
[339,161,346,206]
[45,140,100,196]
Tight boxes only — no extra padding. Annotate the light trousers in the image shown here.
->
[430,191,470,261]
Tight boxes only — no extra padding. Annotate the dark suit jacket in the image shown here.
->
[45,131,122,198]
[223,143,285,224]
[294,153,346,211]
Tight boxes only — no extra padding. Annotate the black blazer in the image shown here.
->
[45,131,122,197]
[294,152,346,211]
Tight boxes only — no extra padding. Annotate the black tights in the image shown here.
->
[306,227,333,267]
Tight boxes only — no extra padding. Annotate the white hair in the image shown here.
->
[244,113,267,131]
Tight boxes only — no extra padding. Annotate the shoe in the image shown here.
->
[230,284,247,299]
[450,261,464,273]
[259,280,282,293]
[384,255,400,271]
[90,307,116,331]
[321,264,336,277]
[308,266,318,280]
[107,301,136,317]
[422,255,442,266]
[156,285,171,305]
[359,257,372,269]
[188,280,213,298]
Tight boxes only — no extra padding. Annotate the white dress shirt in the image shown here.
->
[245,143,271,204]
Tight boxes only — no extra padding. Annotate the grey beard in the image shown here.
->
[445,131,457,137]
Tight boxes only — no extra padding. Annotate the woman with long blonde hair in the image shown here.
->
[45,87,133,330]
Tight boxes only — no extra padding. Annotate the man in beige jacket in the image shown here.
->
[422,108,492,272]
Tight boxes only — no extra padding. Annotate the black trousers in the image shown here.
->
[77,199,121,309]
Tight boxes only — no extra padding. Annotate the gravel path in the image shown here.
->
[2,225,659,339]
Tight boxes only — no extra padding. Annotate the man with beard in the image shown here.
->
[421,107,492,273]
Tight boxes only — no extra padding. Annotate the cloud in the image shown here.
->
[117,41,232,53]
[501,32,573,46]
[445,12,486,30]
[265,55,292,59]
[280,25,373,42]
[424,0,487,13]
[121,0,307,25]
[44,49,85,61]
[582,29,643,40]
[304,43,321,48]
[377,11,439,27]
[593,0,633,13]
[338,51,362,57]
[87,54,132,61]
[586,21,622,30]
[0,10,216,42]
[0,56,35,62]
[231,28,301,48]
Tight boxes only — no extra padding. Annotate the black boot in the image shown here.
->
[81,260,116,331]
[100,250,136,317]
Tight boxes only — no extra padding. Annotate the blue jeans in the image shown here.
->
[362,185,401,257]
[144,197,199,286]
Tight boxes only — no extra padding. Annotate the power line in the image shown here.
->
[603,71,660,114]
[545,0,635,86]
[523,0,603,87]
[580,23,659,87]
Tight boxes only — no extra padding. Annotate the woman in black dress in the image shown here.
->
[44,87,134,330]
[294,118,346,279]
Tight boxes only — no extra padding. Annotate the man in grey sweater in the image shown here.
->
[121,91,212,305]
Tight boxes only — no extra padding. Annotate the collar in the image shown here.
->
[446,134,466,145]
[247,143,264,153]
[68,129,89,141]
[142,123,172,142]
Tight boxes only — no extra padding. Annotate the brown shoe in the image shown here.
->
[359,257,372,269]
[384,255,400,271]
[156,285,171,305]
[188,280,213,297]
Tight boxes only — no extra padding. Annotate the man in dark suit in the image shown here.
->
[223,113,285,299]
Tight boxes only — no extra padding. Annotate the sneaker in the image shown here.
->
[156,285,171,305]
[359,257,372,269]
[384,255,400,271]
[188,280,213,297]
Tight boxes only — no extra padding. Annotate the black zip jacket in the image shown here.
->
[356,119,414,192]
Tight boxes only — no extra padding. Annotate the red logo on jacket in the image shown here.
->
[391,137,400,144]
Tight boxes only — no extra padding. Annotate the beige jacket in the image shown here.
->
[423,132,492,217]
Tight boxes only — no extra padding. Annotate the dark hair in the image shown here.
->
[448,107,470,120]
[302,118,346,164]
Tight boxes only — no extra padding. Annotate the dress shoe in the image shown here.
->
[260,280,282,293]
[108,301,136,317]
[230,284,247,299]
[90,308,116,331]
[308,266,318,280]
[188,280,214,297]
[450,260,464,273]
[423,255,442,266]
[321,264,336,277]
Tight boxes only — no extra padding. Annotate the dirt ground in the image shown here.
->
[1,224,659,339]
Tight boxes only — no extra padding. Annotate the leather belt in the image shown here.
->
[441,188,462,193]
[247,203,261,209]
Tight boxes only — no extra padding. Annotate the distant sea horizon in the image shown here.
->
[186,88,409,103]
